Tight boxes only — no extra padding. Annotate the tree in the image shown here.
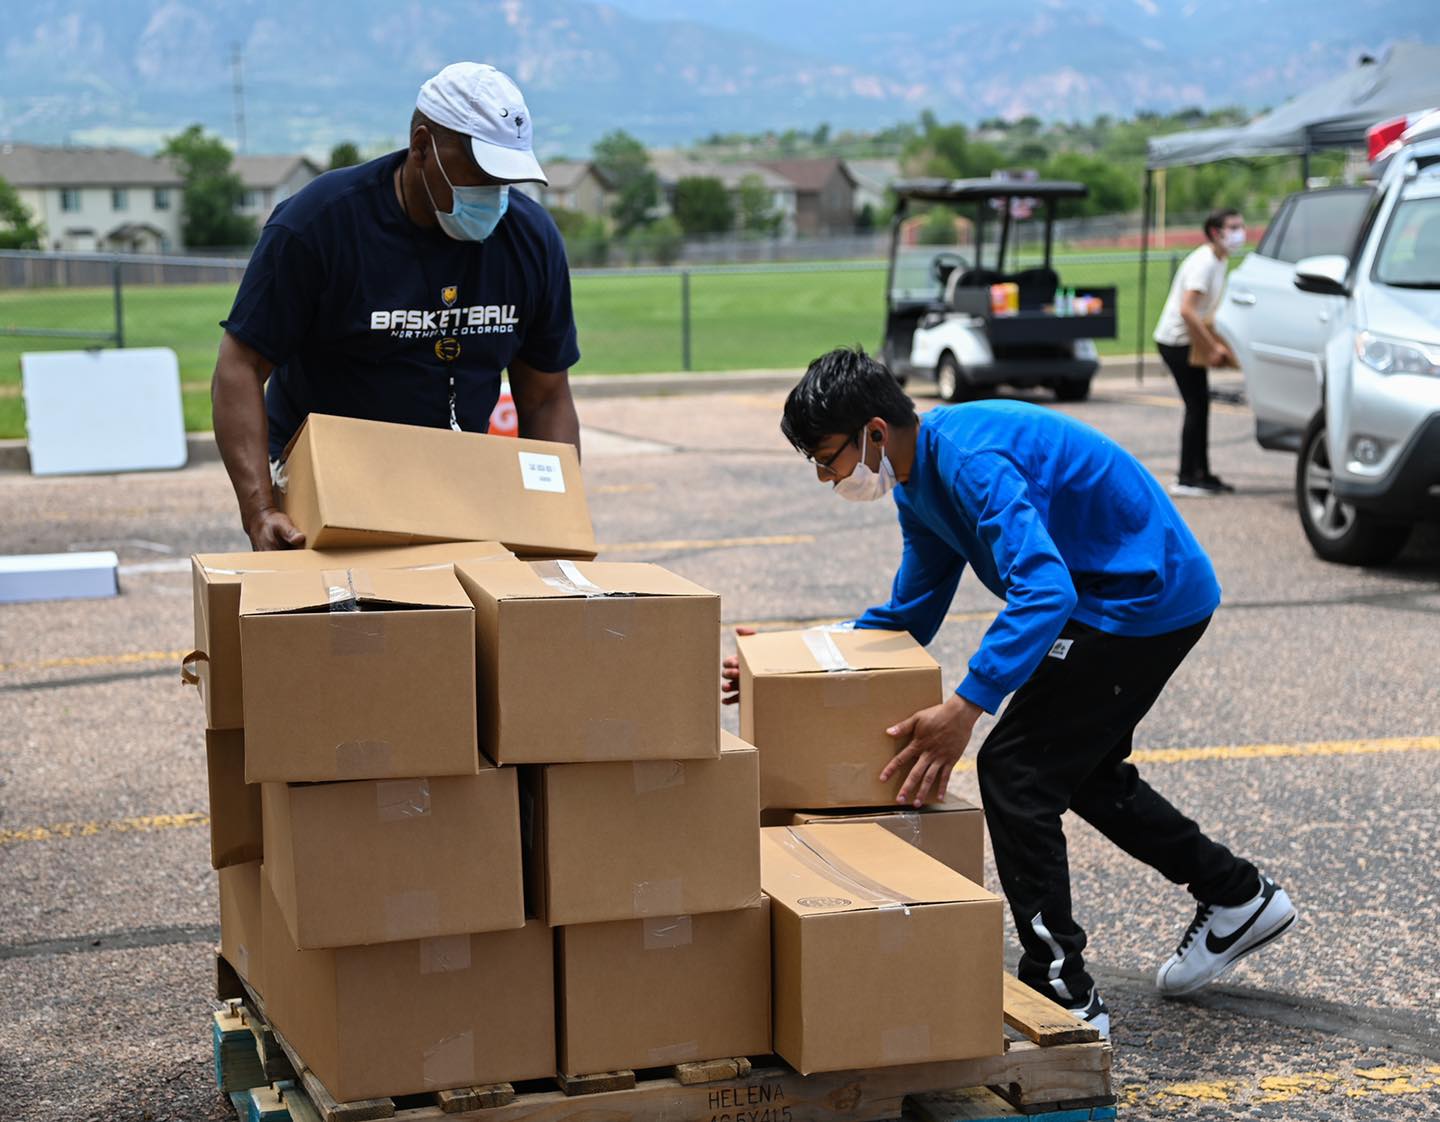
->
[672,176,734,236]
[593,130,658,235]
[624,215,683,266]
[329,142,363,170]
[548,206,611,267]
[0,177,43,249]
[736,174,781,236]
[162,124,257,248]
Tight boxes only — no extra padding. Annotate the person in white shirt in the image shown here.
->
[1153,208,1245,496]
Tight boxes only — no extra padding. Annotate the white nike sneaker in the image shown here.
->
[1155,874,1297,996]
[1066,989,1111,1039]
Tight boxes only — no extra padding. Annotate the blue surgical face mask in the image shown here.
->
[422,146,509,242]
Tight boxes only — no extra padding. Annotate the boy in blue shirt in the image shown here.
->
[727,347,1296,1036]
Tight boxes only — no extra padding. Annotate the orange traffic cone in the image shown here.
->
[489,380,519,437]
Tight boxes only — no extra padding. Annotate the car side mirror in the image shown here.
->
[1293,254,1349,297]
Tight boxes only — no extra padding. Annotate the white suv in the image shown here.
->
[1218,118,1440,565]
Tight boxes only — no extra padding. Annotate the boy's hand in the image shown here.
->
[720,626,757,705]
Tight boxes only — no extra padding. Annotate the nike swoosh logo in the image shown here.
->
[1205,882,1276,955]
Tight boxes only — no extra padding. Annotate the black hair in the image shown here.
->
[781,346,917,456]
[1203,207,1241,240]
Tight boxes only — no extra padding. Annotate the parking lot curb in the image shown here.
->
[0,356,1152,474]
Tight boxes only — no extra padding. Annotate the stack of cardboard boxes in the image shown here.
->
[198,415,1004,1103]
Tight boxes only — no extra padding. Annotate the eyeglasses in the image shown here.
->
[805,433,859,478]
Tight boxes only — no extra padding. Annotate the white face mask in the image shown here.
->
[833,429,896,502]
[1223,227,1246,251]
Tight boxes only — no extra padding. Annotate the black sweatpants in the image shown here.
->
[1157,342,1211,482]
[976,615,1258,1008]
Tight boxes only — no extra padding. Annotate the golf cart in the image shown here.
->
[881,178,1118,402]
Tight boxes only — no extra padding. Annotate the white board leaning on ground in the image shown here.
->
[21,347,187,475]
[0,551,119,604]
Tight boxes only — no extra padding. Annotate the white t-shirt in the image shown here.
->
[1153,244,1227,347]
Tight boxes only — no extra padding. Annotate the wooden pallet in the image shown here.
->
[215,950,1114,1122]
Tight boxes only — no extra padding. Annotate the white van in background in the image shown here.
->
[1217,113,1440,565]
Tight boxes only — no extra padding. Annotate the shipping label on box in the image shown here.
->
[206,728,261,869]
[279,413,596,556]
[761,823,1003,1075]
[738,629,942,809]
[239,567,478,782]
[260,868,555,1102]
[525,731,760,925]
[558,900,771,1076]
[457,559,721,764]
[187,541,511,730]
[263,768,525,948]
[788,793,985,884]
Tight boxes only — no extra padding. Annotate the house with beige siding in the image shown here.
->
[0,142,185,253]
[234,155,323,228]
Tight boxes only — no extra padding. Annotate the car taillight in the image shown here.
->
[1368,117,1409,164]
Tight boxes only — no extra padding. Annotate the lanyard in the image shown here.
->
[398,161,463,432]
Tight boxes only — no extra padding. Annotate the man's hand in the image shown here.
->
[720,626,757,705]
[1210,343,1237,369]
[247,508,306,551]
[880,693,984,806]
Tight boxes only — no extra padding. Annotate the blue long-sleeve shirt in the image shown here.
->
[854,401,1220,713]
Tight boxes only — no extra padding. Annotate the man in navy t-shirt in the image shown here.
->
[723,348,1297,1039]
[213,62,581,550]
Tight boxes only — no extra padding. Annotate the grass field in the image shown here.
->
[0,255,1177,438]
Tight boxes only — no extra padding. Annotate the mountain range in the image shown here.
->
[0,0,1430,157]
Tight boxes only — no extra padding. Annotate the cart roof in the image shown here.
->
[893,178,1089,202]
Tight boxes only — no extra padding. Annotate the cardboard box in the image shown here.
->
[206,729,261,869]
[260,869,555,1102]
[239,567,478,782]
[786,793,985,884]
[279,413,596,557]
[558,900,771,1076]
[457,559,721,764]
[263,769,524,948]
[761,823,1003,1074]
[737,629,942,809]
[525,733,760,925]
[219,861,264,997]
[188,541,511,730]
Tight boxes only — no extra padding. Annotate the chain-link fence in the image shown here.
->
[0,247,1181,438]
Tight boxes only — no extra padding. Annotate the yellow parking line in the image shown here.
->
[0,648,190,674]
[601,533,814,554]
[5,736,1437,849]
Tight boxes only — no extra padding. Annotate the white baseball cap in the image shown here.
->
[416,62,547,185]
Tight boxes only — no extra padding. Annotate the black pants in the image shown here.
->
[1158,342,1211,482]
[977,615,1258,1008]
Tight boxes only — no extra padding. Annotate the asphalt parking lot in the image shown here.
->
[2,369,1438,1121]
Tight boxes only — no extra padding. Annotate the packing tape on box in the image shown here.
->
[822,672,870,709]
[880,1023,932,1063]
[334,739,395,777]
[419,933,473,974]
[422,1030,476,1089]
[883,811,924,848]
[647,1040,701,1065]
[826,762,880,803]
[386,890,441,941]
[779,827,918,915]
[377,778,432,820]
[584,717,637,758]
[321,569,385,656]
[634,877,684,916]
[179,649,208,686]
[802,628,851,671]
[533,559,607,597]
[633,760,685,794]
[642,914,694,950]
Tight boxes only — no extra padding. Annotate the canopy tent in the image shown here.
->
[1146,42,1440,169]
[1134,42,1440,376]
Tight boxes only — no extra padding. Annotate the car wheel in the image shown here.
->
[1296,414,1410,566]
[1053,379,1092,402]
[936,353,975,404]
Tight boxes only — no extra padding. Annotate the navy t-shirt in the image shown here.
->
[221,150,581,458]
